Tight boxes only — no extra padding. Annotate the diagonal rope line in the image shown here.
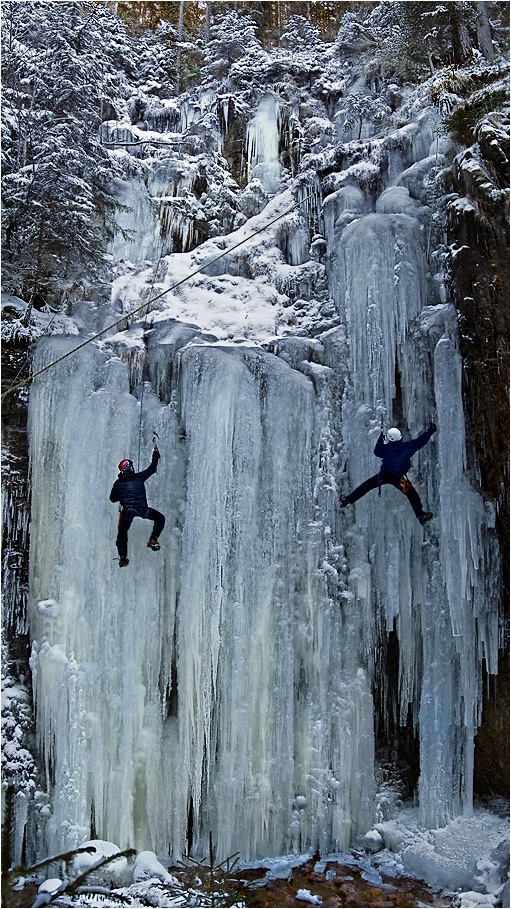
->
[2,191,315,401]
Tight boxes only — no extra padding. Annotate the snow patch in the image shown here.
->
[71,840,128,883]
[36,599,60,618]
[453,893,498,908]
[132,851,178,885]
[376,808,509,900]
[296,888,322,905]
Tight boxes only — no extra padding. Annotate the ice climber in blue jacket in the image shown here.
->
[340,424,436,524]
[110,447,165,567]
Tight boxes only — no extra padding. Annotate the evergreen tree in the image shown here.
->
[280,14,323,52]
[339,89,391,139]
[364,1,501,83]
[203,9,261,80]
[1,1,127,305]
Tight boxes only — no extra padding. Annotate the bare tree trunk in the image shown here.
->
[178,0,184,41]
[424,34,435,76]
[450,9,472,63]
[475,1,495,61]
[176,0,185,93]
[23,217,45,326]
[16,77,37,170]
[205,1,211,44]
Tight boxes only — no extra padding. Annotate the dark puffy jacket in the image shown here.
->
[109,451,159,513]
[374,425,435,475]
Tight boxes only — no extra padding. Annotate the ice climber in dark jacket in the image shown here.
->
[110,447,165,567]
[340,424,436,525]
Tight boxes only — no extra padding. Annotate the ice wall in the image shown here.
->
[25,92,501,865]
[326,117,500,828]
[27,325,374,860]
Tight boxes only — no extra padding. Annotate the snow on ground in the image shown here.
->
[21,806,508,908]
[371,806,509,907]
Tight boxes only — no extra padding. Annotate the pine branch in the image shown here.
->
[64,848,136,894]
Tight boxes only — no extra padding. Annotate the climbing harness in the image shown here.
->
[400,475,412,495]
[1,191,315,401]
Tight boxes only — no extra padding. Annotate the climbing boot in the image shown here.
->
[147,539,161,551]
[418,512,433,525]
[119,557,129,567]
[340,496,351,508]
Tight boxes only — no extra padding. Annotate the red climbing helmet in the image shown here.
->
[118,458,134,474]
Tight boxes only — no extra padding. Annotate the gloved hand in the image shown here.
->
[429,422,437,433]
[153,446,160,458]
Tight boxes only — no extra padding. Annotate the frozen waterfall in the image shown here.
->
[28,327,375,860]
[326,143,500,829]
[246,94,284,194]
[25,97,501,866]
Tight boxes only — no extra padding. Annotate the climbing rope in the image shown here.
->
[1,191,314,401]
[136,250,163,470]
[403,101,442,430]
[137,377,145,471]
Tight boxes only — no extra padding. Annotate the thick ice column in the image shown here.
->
[246,94,283,194]
[413,335,500,826]
[109,176,162,264]
[330,185,500,830]
[434,337,495,639]
[173,343,374,860]
[27,328,377,861]
[28,337,181,855]
[333,209,429,652]
[336,211,425,432]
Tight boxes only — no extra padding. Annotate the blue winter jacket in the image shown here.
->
[110,451,159,513]
[374,426,435,475]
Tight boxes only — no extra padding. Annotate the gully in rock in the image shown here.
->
[109,446,165,567]
[340,423,437,524]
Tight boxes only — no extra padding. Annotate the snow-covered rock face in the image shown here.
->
[24,32,504,869]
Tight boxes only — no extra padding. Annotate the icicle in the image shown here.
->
[27,321,379,861]
[246,95,283,194]
[330,168,500,831]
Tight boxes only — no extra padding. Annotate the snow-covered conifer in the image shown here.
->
[1,2,126,305]
[203,9,261,81]
[280,14,322,52]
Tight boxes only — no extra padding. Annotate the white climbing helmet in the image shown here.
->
[386,427,402,442]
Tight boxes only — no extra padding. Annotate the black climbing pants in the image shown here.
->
[346,472,424,519]
[116,506,165,559]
